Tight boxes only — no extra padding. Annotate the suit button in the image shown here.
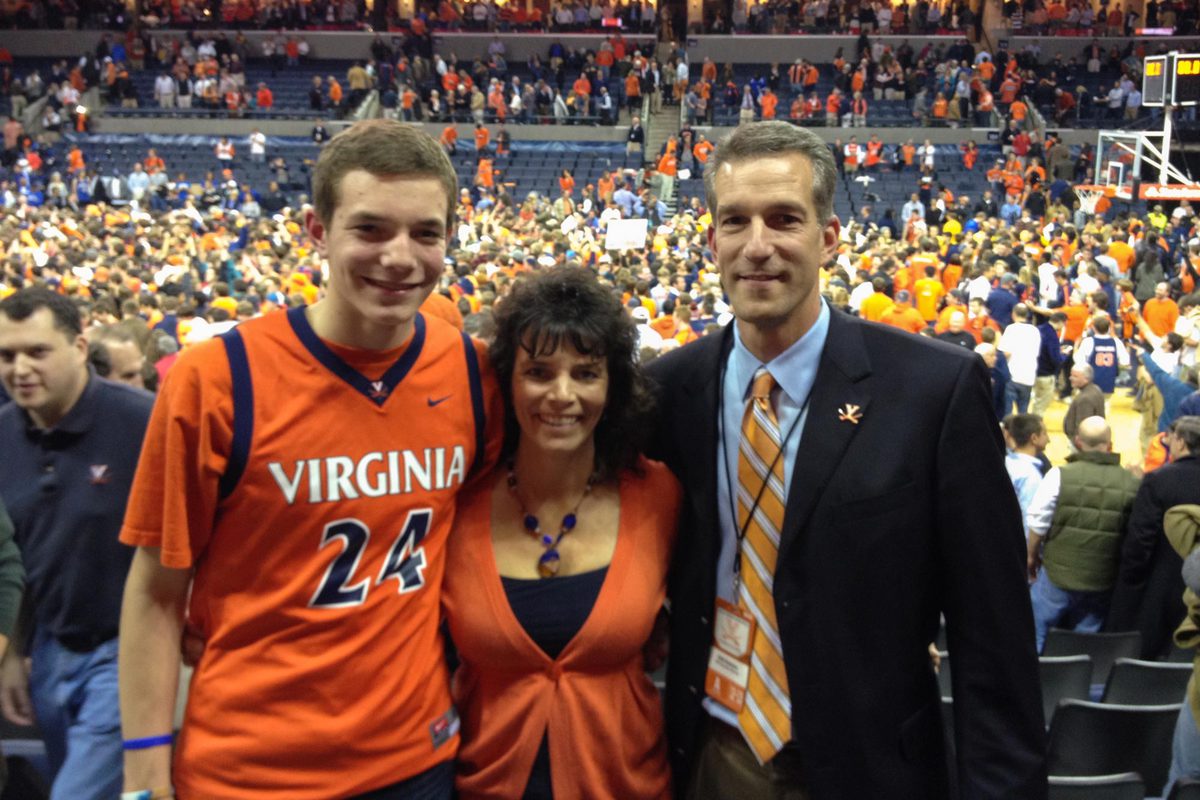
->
[699,615,709,626]
[689,684,699,695]
[782,600,790,610]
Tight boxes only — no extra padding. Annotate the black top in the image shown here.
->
[501,566,608,660]
[0,373,153,649]
[501,567,609,800]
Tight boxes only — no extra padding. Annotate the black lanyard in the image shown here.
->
[719,366,811,584]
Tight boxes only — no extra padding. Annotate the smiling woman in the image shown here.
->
[443,267,680,799]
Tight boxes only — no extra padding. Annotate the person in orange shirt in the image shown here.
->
[966,298,1002,343]
[473,123,490,153]
[475,156,495,189]
[934,291,968,334]
[597,171,615,203]
[879,291,927,333]
[805,63,820,91]
[1009,99,1028,126]
[913,266,946,323]
[143,148,165,174]
[864,136,883,171]
[1024,158,1046,187]
[692,134,714,173]
[327,75,343,108]
[759,88,778,120]
[558,168,576,197]
[941,258,963,295]
[961,140,978,170]
[825,90,842,126]
[440,124,458,154]
[931,93,948,120]
[444,268,678,800]
[624,71,641,111]
[401,84,418,121]
[1060,291,1091,344]
[118,119,504,800]
[656,149,677,200]
[901,140,916,170]
[1107,238,1135,274]
[1142,282,1180,337]
[859,278,895,322]
[1116,279,1139,339]
[999,75,1020,107]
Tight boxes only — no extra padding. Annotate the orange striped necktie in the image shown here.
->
[736,367,792,764]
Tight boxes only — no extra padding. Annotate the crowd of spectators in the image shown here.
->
[1003,0,1199,36]
[0,132,1197,425]
[0,0,977,36]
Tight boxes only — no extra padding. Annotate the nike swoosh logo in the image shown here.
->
[427,395,452,407]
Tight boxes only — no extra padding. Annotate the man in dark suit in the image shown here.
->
[1108,415,1200,659]
[646,122,1046,799]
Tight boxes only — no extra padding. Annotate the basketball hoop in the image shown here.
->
[1074,184,1107,215]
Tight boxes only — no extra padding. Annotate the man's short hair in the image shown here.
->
[0,287,83,338]
[1171,416,1200,454]
[704,121,836,223]
[1049,311,1067,324]
[1005,413,1044,447]
[1072,362,1094,381]
[312,119,458,230]
[1092,315,1111,334]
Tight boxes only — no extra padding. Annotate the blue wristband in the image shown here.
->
[122,733,174,751]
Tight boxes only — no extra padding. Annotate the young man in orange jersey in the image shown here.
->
[118,120,502,800]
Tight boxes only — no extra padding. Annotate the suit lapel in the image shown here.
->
[678,328,733,559]
[781,311,873,553]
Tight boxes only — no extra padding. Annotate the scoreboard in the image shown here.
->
[1143,56,1167,105]
[1143,53,1200,107]
[1177,54,1200,106]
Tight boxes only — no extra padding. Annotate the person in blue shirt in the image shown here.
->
[987,273,1021,329]
[1000,197,1022,225]
[1004,413,1049,520]
[0,288,153,799]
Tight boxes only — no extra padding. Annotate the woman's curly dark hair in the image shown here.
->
[490,266,655,481]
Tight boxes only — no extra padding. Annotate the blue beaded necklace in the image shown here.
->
[506,462,596,578]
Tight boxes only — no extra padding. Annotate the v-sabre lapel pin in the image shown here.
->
[837,403,862,425]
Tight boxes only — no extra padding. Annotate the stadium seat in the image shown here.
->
[1039,655,1092,727]
[1168,778,1200,800]
[1047,773,1145,800]
[1042,629,1143,687]
[1102,659,1192,706]
[1046,700,1181,795]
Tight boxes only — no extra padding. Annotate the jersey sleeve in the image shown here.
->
[120,340,234,569]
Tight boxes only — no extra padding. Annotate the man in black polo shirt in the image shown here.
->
[0,288,153,798]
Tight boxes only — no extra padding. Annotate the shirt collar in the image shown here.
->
[730,299,831,404]
[1007,451,1041,467]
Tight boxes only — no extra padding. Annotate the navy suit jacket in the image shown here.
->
[646,309,1047,800]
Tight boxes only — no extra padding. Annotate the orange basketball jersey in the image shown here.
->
[121,307,502,799]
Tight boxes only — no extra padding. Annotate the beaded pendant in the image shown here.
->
[508,465,594,579]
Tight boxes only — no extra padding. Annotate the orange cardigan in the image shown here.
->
[444,458,680,800]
